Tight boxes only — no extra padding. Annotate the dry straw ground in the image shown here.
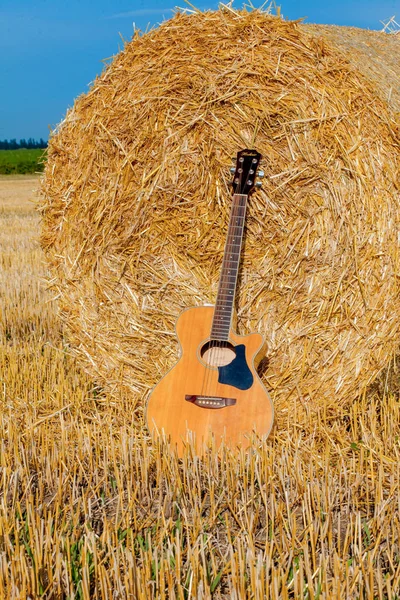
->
[2,177,400,598]
[40,8,400,431]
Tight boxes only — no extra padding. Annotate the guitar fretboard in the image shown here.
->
[210,193,248,341]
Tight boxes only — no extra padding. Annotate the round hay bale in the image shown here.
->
[40,9,400,428]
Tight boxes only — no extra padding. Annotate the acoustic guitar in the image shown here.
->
[146,149,274,455]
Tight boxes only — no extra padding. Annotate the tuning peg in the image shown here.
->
[257,170,265,178]
[255,181,263,189]
[230,167,236,173]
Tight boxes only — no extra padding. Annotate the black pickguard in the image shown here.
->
[217,344,253,390]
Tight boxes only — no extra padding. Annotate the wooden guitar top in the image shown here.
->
[146,306,274,456]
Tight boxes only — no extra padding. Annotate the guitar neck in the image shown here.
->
[210,193,248,341]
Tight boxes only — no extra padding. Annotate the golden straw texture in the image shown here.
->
[305,24,400,114]
[40,9,400,429]
[4,176,400,598]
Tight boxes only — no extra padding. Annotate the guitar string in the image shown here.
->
[199,160,242,400]
[204,157,247,399]
[214,184,243,381]
[209,161,247,400]
[216,178,247,390]
[207,154,259,400]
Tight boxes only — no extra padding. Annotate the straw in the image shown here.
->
[40,8,400,430]
[305,23,400,114]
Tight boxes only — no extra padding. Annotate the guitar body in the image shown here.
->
[146,306,274,455]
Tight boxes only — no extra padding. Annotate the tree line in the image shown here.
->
[0,138,48,150]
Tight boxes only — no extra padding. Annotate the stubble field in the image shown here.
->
[1,176,400,599]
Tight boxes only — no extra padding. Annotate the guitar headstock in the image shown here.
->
[230,149,262,195]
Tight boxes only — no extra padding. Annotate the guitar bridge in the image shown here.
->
[185,395,236,409]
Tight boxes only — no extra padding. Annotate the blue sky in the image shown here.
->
[1,0,399,140]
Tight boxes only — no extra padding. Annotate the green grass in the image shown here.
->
[0,148,47,174]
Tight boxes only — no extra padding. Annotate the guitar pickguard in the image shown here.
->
[217,344,253,390]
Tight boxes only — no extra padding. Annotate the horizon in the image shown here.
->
[1,0,398,141]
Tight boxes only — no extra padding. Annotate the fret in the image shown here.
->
[212,330,231,335]
[214,293,235,298]
[214,297,235,304]
[210,332,231,336]
[214,305,234,308]
[214,300,235,308]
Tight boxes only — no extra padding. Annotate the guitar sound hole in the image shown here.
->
[200,340,236,367]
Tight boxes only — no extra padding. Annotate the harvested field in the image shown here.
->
[40,8,400,431]
[2,178,400,598]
